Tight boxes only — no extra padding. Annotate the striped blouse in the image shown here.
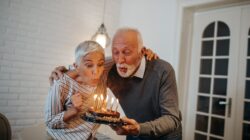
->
[44,74,99,140]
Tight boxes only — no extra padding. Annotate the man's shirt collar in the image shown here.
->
[133,57,146,79]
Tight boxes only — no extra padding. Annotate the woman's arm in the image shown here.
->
[48,47,158,85]
[44,80,78,129]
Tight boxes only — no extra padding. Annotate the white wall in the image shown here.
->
[0,0,239,139]
[119,0,179,69]
[118,0,229,72]
[0,0,121,139]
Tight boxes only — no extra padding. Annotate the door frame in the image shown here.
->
[186,6,242,140]
[235,6,250,139]
[176,1,250,139]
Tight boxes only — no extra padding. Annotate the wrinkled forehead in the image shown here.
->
[82,51,104,61]
[112,31,138,48]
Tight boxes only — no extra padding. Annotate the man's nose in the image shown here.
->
[117,55,125,64]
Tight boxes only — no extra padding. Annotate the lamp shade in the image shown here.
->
[91,23,110,48]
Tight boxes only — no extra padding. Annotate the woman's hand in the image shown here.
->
[143,47,159,60]
[71,93,84,111]
[63,93,83,122]
[49,66,68,85]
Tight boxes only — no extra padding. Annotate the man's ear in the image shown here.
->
[141,46,146,55]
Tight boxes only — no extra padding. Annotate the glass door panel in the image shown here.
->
[185,6,242,140]
[194,21,230,140]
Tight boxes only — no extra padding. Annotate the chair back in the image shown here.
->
[0,113,11,140]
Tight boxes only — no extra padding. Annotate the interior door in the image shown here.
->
[185,5,250,140]
[235,6,250,140]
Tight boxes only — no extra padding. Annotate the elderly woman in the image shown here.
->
[45,41,112,140]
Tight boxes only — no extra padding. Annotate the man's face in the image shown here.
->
[112,31,143,78]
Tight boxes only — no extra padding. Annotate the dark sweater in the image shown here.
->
[107,59,182,140]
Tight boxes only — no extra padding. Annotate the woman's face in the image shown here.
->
[75,51,104,86]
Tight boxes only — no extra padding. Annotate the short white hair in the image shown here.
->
[114,27,143,51]
[75,40,104,65]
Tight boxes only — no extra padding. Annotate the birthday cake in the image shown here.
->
[82,94,125,125]
[83,107,124,125]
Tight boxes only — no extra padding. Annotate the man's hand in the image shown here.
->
[49,66,68,85]
[111,117,140,136]
[143,47,159,60]
[71,93,84,111]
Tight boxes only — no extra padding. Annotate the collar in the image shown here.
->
[133,57,146,79]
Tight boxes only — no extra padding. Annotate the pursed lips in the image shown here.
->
[118,67,127,73]
[91,79,99,83]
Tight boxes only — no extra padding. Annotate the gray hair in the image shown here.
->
[113,27,143,51]
[75,40,104,65]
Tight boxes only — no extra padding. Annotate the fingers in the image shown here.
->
[144,48,154,61]
[71,93,82,102]
[109,124,124,135]
[147,53,153,61]
[120,117,140,135]
[72,93,82,101]
[110,118,139,136]
[53,66,67,78]
[121,117,136,125]
[116,127,125,135]
[110,125,119,131]
[49,66,67,85]
[111,125,126,135]
[54,69,63,78]
[49,76,53,86]
[49,71,58,86]
[143,47,159,60]
[56,66,67,72]
[75,93,81,96]
[154,54,159,59]
[71,93,83,110]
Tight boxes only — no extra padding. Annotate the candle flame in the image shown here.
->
[100,94,103,101]
[94,94,97,100]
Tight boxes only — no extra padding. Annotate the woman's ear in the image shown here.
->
[73,63,78,69]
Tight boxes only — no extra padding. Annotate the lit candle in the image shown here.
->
[100,94,104,111]
[110,97,114,111]
[105,95,109,110]
[93,94,97,110]
[96,96,101,111]
[115,99,119,112]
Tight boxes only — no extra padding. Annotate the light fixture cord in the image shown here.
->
[102,0,106,23]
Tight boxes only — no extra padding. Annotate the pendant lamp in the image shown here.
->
[91,0,110,48]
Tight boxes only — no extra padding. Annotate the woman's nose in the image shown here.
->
[92,67,97,75]
[92,67,100,77]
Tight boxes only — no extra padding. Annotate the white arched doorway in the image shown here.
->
[183,5,250,140]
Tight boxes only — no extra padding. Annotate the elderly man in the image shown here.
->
[50,28,182,140]
[107,28,182,140]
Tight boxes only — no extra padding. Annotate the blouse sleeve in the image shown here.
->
[44,80,68,129]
